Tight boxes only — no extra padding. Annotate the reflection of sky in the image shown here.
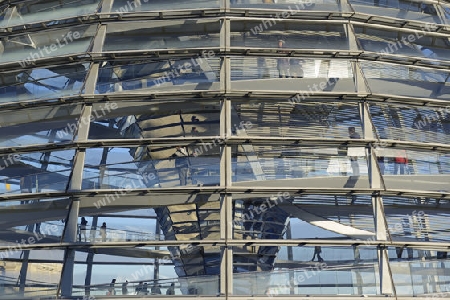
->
[23,69,83,99]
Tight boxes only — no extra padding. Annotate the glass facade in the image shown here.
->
[0,0,450,299]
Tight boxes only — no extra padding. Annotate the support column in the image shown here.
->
[221,98,232,186]
[360,100,394,295]
[220,194,233,296]
[372,195,394,295]
[286,221,294,295]
[60,199,81,297]
[360,102,384,189]
[59,105,92,297]
[84,216,98,295]
[154,222,161,282]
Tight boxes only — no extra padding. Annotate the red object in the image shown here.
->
[394,157,408,164]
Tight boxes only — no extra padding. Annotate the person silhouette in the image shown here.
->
[348,127,361,176]
[166,282,175,295]
[100,222,107,242]
[80,217,88,242]
[311,245,323,261]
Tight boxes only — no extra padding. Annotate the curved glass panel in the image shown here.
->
[384,197,450,243]
[96,58,220,94]
[355,25,450,62]
[233,245,380,295]
[232,145,369,185]
[360,61,450,100]
[111,0,219,12]
[76,209,158,243]
[390,247,450,296]
[349,0,444,24]
[230,0,342,12]
[0,25,96,64]
[376,148,450,192]
[0,104,82,147]
[0,63,89,103]
[369,103,450,145]
[89,100,220,139]
[230,21,348,50]
[0,250,63,298]
[103,19,220,52]
[0,197,69,246]
[83,147,220,189]
[71,245,220,297]
[231,57,355,93]
[233,195,375,242]
[0,150,75,195]
[232,100,362,138]
[0,0,100,28]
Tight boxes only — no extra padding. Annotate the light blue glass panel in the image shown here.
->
[83,147,220,189]
[0,104,82,148]
[361,61,450,100]
[89,101,220,139]
[391,257,450,296]
[233,145,369,184]
[0,0,100,28]
[230,57,355,93]
[234,246,380,296]
[96,58,220,94]
[0,150,75,195]
[231,0,342,13]
[231,22,348,50]
[103,20,220,52]
[111,0,219,12]
[376,148,450,192]
[349,0,443,24]
[0,25,96,64]
[0,63,89,103]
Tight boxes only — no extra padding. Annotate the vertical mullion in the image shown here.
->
[59,104,93,297]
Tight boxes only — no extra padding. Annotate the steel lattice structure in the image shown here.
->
[1,0,450,299]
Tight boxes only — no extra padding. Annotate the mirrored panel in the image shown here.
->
[83,147,220,189]
[0,25,96,64]
[360,60,450,100]
[0,103,82,147]
[232,144,370,186]
[376,148,450,192]
[232,100,362,138]
[103,19,220,52]
[0,0,100,28]
[230,57,355,93]
[233,245,380,296]
[231,21,348,50]
[0,150,75,195]
[230,0,342,12]
[349,0,443,24]
[0,63,89,103]
[96,57,220,94]
[369,102,450,145]
[89,100,220,139]
[390,247,450,296]
[111,0,219,12]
